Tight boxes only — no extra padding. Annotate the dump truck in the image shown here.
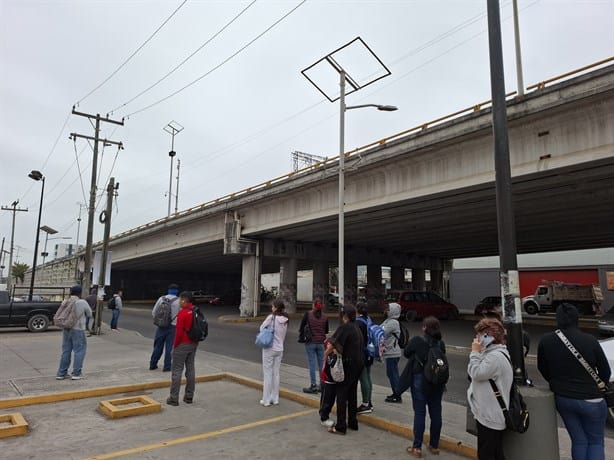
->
[522,280,603,315]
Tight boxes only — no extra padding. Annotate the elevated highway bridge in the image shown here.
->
[30,61,614,314]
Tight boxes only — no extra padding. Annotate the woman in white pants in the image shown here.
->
[260,298,289,406]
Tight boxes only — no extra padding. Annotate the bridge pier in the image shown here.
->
[312,260,329,305]
[412,268,426,291]
[279,258,298,313]
[390,266,405,290]
[343,262,358,306]
[366,264,384,307]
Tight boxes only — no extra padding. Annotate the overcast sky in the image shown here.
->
[1,0,613,269]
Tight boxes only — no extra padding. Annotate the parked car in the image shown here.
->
[598,337,614,427]
[474,296,502,315]
[0,290,62,332]
[191,291,221,305]
[598,306,614,337]
[383,290,459,321]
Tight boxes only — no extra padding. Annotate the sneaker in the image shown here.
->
[71,375,83,380]
[183,397,193,404]
[259,400,271,407]
[166,398,179,406]
[303,384,319,394]
[55,375,67,380]
[149,366,158,371]
[385,394,402,403]
[356,403,373,414]
[321,419,334,428]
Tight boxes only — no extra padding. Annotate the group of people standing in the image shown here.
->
[52,285,610,460]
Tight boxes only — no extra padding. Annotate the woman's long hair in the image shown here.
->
[272,298,289,318]
[423,316,442,341]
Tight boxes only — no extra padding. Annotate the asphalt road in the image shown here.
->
[101,304,573,407]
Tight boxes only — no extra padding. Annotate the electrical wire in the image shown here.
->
[75,0,188,105]
[125,0,307,118]
[73,138,88,204]
[109,0,257,115]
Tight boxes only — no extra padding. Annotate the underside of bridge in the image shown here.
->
[111,155,614,278]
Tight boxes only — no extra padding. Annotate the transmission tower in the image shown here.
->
[291,151,327,172]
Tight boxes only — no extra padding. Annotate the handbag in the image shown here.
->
[555,329,614,407]
[465,406,478,436]
[255,316,276,348]
[330,352,345,382]
[298,312,312,343]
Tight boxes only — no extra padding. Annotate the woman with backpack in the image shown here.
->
[404,316,447,458]
[300,300,329,394]
[259,298,289,407]
[467,317,513,460]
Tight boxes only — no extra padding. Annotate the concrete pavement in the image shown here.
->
[0,317,606,459]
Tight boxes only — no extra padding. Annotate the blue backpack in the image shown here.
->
[357,316,385,359]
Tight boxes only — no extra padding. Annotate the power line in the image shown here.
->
[109,0,257,115]
[125,0,307,118]
[75,0,188,105]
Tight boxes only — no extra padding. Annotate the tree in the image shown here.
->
[12,262,29,283]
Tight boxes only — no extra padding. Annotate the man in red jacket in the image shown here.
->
[166,291,199,406]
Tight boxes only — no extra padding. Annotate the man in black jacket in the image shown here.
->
[538,303,610,460]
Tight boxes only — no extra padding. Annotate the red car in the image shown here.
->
[384,290,459,321]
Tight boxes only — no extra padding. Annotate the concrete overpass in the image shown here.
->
[28,61,614,313]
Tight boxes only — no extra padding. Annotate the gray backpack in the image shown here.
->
[53,298,79,329]
[153,296,174,328]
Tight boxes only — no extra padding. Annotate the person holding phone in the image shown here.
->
[467,317,513,460]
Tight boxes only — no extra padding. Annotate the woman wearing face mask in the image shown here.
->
[467,318,513,460]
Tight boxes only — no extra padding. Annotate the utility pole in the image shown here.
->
[93,178,118,335]
[1,200,28,293]
[70,108,123,294]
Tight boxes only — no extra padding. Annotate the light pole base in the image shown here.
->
[502,386,560,460]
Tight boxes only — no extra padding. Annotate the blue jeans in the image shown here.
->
[555,395,607,460]
[305,342,324,386]
[110,309,121,329]
[410,372,443,449]
[385,357,400,394]
[57,328,87,377]
[150,326,176,371]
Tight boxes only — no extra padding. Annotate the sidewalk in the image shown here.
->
[0,320,600,459]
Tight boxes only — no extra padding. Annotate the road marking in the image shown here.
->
[85,408,314,459]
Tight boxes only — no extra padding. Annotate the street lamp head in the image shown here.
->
[168,150,176,158]
[376,105,398,112]
[28,170,44,181]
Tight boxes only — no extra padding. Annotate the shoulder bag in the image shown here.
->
[255,315,276,348]
[555,329,614,407]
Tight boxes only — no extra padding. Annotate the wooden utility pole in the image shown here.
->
[1,200,28,293]
[93,178,118,335]
[70,108,123,295]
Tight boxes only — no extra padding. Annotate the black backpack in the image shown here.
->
[107,296,116,310]
[395,321,410,349]
[186,306,208,342]
[422,339,449,386]
[490,353,530,433]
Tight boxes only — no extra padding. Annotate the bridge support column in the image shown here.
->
[366,264,384,307]
[412,268,426,291]
[312,260,329,305]
[239,255,260,317]
[430,269,443,295]
[390,266,405,290]
[343,262,358,306]
[279,258,297,313]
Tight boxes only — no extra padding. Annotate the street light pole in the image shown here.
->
[27,170,45,301]
[338,70,347,310]
[163,121,184,218]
